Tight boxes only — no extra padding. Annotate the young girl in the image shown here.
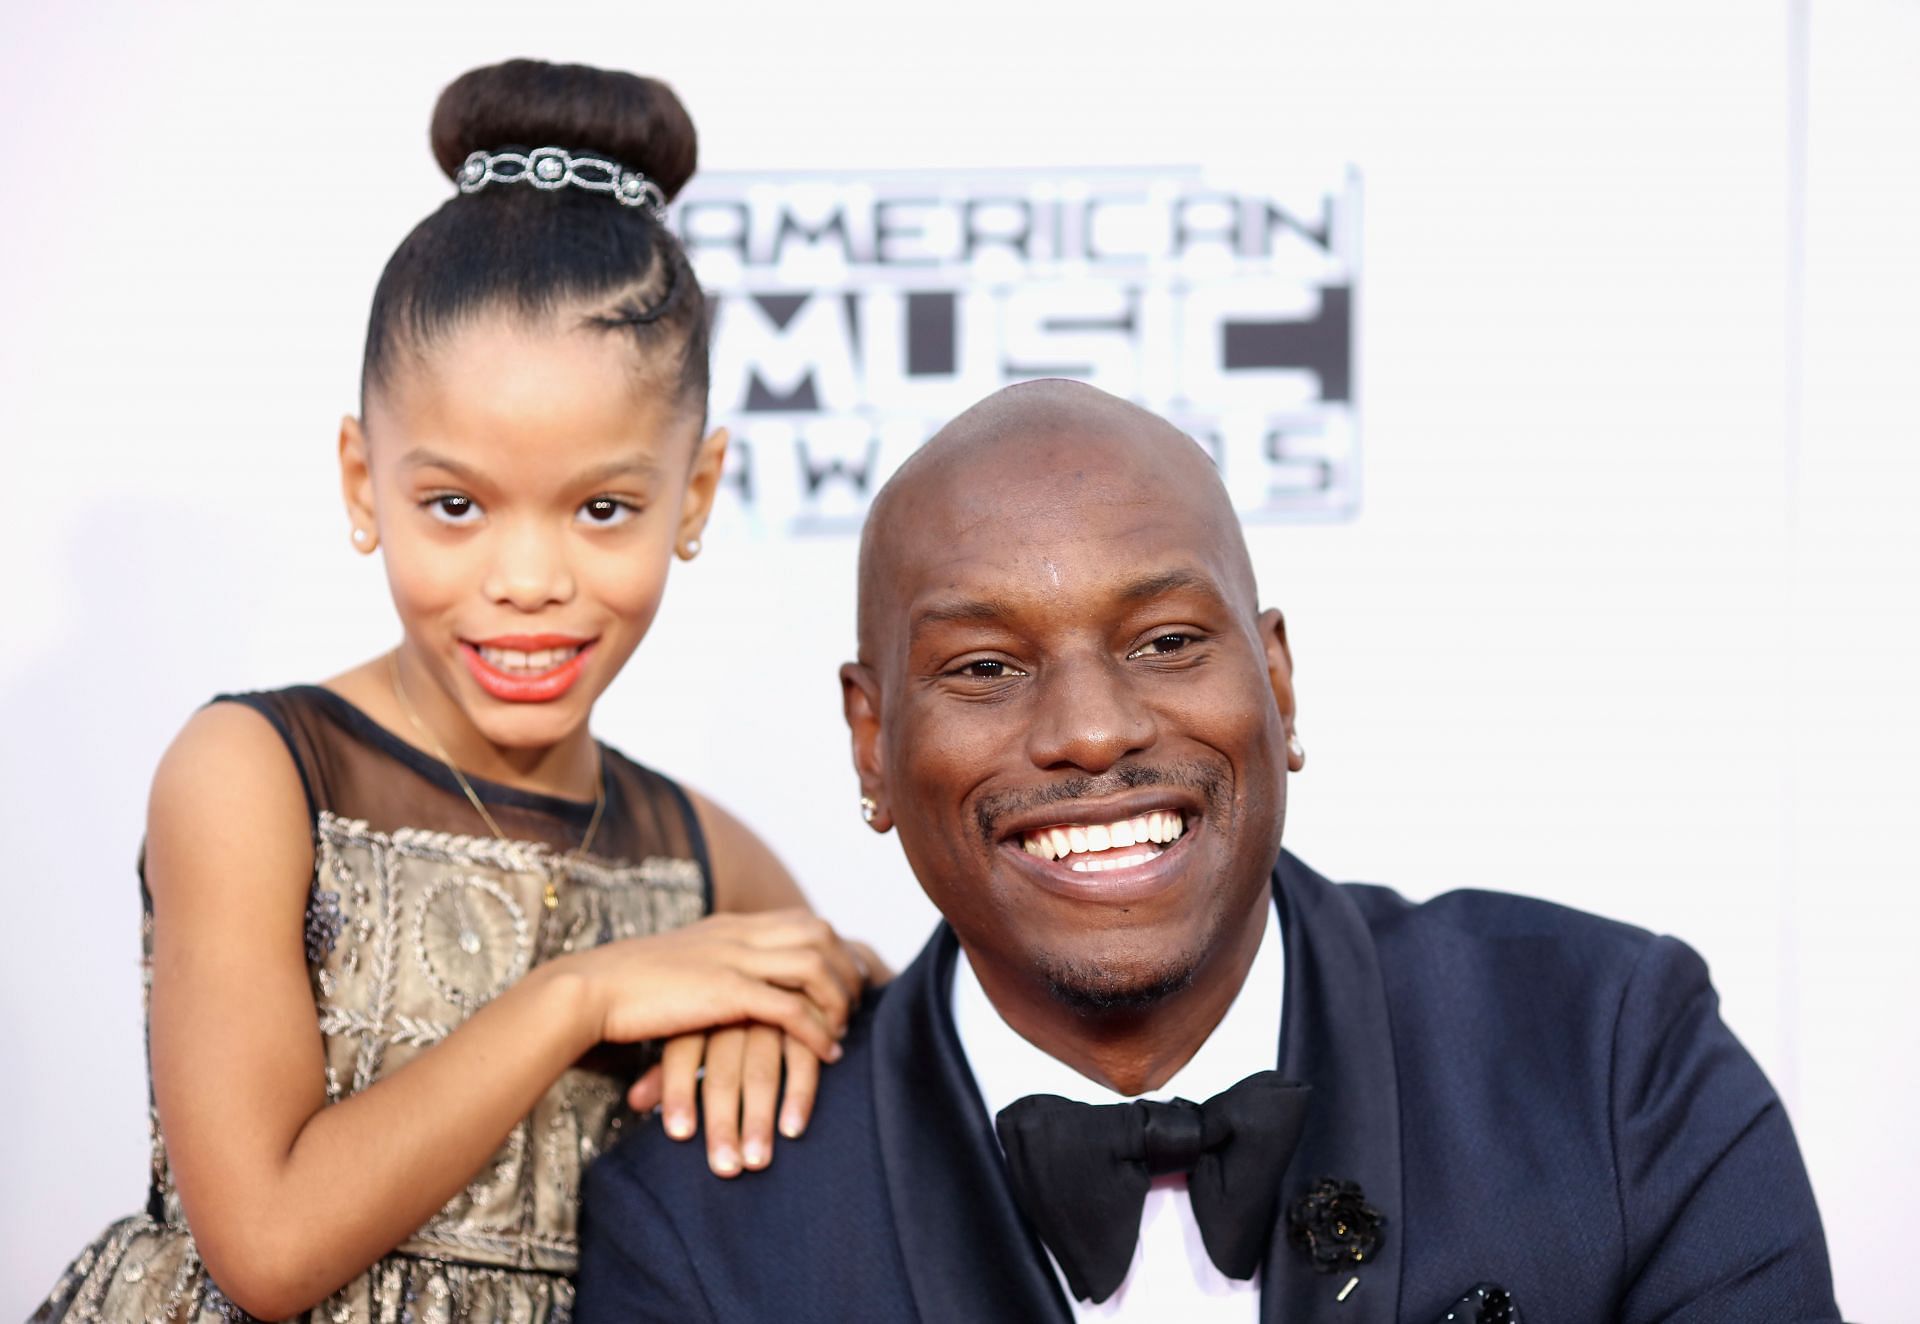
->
[33,58,871,1323]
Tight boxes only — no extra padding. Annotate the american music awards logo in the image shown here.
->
[675,168,1360,533]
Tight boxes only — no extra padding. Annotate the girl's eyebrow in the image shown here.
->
[397,449,661,487]
[398,446,481,480]
[572,456,663,487]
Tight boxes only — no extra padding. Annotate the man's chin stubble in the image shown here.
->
[1039,953,1199,1014]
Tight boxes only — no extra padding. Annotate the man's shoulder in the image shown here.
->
[1282,855,1712,1047]
[1353,874,1651,938]
[1292,862,1835,1320]
[1327,867,1665,973]
[1298,860,1722,1079]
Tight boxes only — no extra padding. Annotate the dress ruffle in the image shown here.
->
[33,1216,575,1324]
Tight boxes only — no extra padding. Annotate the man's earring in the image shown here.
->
[678,537,703,560]
[860,795,878,825]
[1287,732,1306,766]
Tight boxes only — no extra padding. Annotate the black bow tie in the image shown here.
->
[994,1070,1312,1304]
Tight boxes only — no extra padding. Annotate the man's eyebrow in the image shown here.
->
[909,597,1012,635]
[908,570,1219,637]
[1118,568,1215,603]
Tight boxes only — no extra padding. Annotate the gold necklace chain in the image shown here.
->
[388,650,606,910]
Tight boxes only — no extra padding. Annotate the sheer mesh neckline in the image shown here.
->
[289,684,605,826]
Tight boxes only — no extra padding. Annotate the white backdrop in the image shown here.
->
[3,2,1915,1319]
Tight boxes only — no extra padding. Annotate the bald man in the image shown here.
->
[575,382,1838,1324]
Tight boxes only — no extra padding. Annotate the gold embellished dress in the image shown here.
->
[34,686,711,1323]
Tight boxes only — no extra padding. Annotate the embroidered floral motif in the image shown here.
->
[411,875,532,1011]
[304,886,344,964]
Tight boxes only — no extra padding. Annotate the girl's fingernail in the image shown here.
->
[779,1113,803,1139]
[742,1140,767,1167]
[665,1113,693,1140]
[712,1146,739,1175]
[828,1042,844,1062]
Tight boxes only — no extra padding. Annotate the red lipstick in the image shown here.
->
[459,637,595,703]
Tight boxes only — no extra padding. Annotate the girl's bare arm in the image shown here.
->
[147,704,854,1320]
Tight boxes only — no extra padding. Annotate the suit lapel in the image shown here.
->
[872,926,1074,1324]
[1261,852,1405,1324]
[871,852,1404,1324]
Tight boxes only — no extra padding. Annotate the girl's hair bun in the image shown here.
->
[430,59,698,203]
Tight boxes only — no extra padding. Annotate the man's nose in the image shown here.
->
[483,520,576,611]
[1024,651,1156,774]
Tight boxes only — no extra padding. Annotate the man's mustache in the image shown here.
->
[972,760,1227,846]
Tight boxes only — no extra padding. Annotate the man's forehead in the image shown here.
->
[884,476,1252,653]
[857,381,1255,655]
[900,461,1158,549]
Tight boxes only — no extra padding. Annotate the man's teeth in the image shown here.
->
[477,645,581,674]
[1020,811,1186,869]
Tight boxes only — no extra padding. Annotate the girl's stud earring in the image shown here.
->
[679,537,702,560]
[859,795,878,825]
[351,527,372,549]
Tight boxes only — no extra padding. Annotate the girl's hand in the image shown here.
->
[571,909,862,1063]
[624,929,893,1177]
[628,1025,822,1176]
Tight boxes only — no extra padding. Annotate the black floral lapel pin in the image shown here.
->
[1286,1177,1386,1300]
[1435,1283,1519,1323]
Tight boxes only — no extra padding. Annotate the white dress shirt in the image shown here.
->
[950,903,1285,1322]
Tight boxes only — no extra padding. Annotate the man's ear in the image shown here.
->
[839,661,893,832]
[338,415,379,553]
[1258,608,1305,772]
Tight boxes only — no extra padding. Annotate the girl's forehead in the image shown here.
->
[388,307,638,398]
[368,311,698,472]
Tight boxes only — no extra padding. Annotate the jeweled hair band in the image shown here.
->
[456,147,668,219]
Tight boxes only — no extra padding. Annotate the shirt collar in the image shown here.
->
[952,899,1285,1126]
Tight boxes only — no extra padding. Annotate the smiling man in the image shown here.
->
[574,381,1839,1324]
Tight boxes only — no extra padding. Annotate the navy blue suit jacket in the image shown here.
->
[575,853,1839,1322]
